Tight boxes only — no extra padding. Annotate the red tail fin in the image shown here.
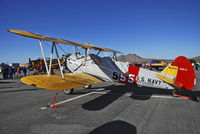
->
[172,56,195,90]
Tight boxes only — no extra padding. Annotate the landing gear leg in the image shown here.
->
[171,89,178,97]
[171,89,192,99]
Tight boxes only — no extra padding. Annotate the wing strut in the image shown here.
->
[74,46,77,54]
[55,43,64,80]
[96,50,101,56]
[39,40,64,79]
[113,52,117,61]
[48,42,55,75]
[39,40,49,73]
[84,48,89,65]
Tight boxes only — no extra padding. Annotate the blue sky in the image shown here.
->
[0,0,199,63]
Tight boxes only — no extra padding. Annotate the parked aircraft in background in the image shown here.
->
[146,60,168,71]
[28,56,61,71]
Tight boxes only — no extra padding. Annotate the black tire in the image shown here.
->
[152,68,156,71]
[63,89,74,95]
[171,89,178,97]
[172,91,177,97]
[84,85,92,89]
[196,96,200,102]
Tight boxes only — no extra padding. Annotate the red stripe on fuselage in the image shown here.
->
[129,65,140,79]
[118,65,140,85]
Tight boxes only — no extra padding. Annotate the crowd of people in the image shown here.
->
[0,66,28,79]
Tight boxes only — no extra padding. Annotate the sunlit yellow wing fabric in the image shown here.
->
[21,73,102,90]
[8,29,122,53]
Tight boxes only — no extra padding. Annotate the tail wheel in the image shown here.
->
[172,91,177,97]
[63,89,74,95]
[171,89,178,97]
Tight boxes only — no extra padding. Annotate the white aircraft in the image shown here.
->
[8,30,197,104]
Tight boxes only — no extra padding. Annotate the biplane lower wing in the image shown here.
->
[21,73,102,90]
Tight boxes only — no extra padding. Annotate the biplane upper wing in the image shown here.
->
[21,73,102,90]
[8,29,122,54]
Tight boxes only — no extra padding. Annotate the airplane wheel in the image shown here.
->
[172,91,177,97]
[152,68,156,71]
[63,89,74,95]
[84,85,92,89]
[196,96,200,102]
[171,89,178,97]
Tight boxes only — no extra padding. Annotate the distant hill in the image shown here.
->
[118,54,200,63]
[118,54,161,64]
[117,54,148,63]
[193,56,200,62]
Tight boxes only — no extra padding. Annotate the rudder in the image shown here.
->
[171,56,195,90]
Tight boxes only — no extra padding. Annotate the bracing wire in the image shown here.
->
[41,41,69,56]
[56,43,67,55]
[42,40,51,56]
[41,40,110,57]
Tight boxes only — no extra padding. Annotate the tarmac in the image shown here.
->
[0,71,200,134]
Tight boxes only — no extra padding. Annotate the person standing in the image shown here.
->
[13,67,17,78]
[2,67,6,79]
[198,62,200,71]
[8,66,13,79]
[192,62,195,69]
[34,69,37,75]
[23,67,27,76]
[5,67,9,79]
[19,67,22,77]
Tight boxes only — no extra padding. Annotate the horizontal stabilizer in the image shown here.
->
[154,64,178,85]
[154,73,175,84]
[161,64,178,77]
[21,73,102,90]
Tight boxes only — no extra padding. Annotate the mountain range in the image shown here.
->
[118,54,200,63]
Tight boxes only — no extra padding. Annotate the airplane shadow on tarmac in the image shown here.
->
[82,84,200,111]
[82,85,128,111]
[0,88,42,93]
[89,120,137,134]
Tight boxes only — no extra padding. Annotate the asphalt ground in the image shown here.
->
[0,71,200,134]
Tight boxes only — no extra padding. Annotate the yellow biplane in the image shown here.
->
[8,30,197,102]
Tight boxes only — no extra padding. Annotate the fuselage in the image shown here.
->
[65,54,174,90]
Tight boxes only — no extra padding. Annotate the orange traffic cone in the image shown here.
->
[47,93,64,108]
